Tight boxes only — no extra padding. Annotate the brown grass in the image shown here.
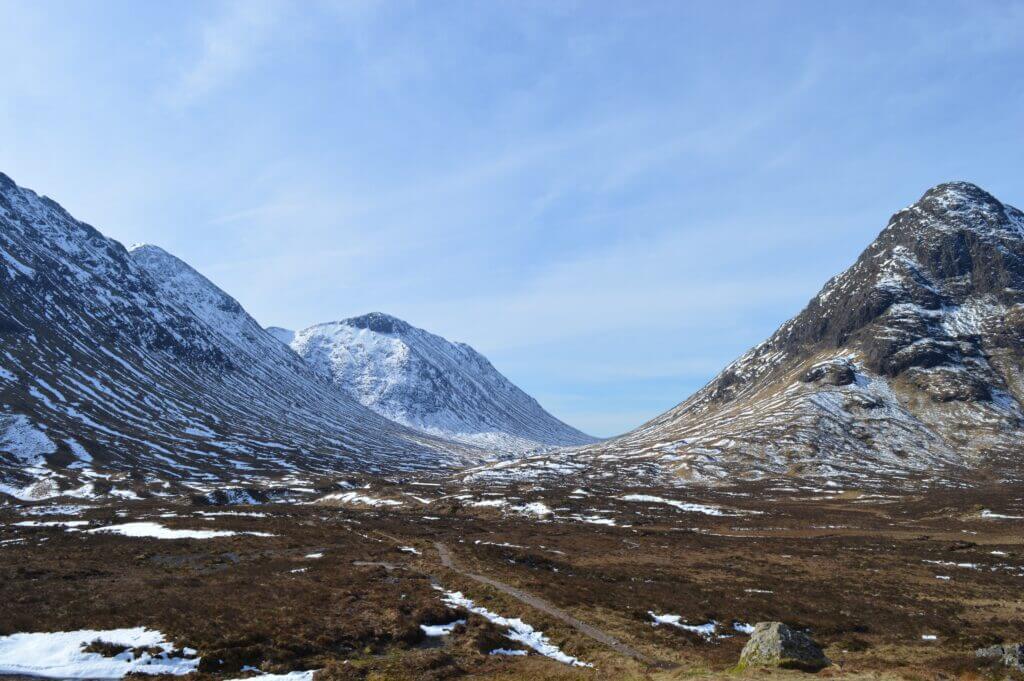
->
[1,480,1022,680]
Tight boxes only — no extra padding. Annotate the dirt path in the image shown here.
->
[433,541,675,669]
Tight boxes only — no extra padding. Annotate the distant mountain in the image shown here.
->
[0,172,471,499]
[468,182,1024,486]
[284,312,597,451]
[266,327,295,345]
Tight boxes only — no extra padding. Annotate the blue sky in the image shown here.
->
[2,1,1022,436]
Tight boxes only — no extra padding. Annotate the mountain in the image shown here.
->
[0,172,471,500]
[266,327,295,345]
[467,182,1024,486]
[285,312,597,451]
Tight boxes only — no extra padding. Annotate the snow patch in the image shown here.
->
[441,590,591,667]
[420,620,465,637]
[981,509,1024,520]
[0,628,198,678]
[621,494,731,516]
[0,414,57,465]
[318,491,403,507]
[649,612,717,639]
[87,522,271,540]
[226,671,316,681]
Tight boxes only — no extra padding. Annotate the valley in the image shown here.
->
[1,476,1021,679]
[3,174,1024,679]
[4,2,1023,677]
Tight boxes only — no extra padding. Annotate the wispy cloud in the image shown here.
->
[168,0,286,105]
[413,216,831,354]
[4,1,1021,437]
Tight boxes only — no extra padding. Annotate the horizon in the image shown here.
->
[2,1,1022,436]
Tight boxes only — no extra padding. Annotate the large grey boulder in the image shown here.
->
[977,643,1024,672]
[738,622,830,671]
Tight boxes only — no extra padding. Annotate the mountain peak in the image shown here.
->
[919,180,996,204]
[128,242,167,256]
[538,182,1024,487]
[340,312,412,335]
[129,243,196,274]
[919,180,1007,215]
[899,181,1012,234]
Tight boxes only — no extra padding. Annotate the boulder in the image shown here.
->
[738,622,830,671]
[976,643,1024,672]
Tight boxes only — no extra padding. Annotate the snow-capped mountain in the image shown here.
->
[0,172,472,499]
[467,182,1024,486]
[285,313,597,451]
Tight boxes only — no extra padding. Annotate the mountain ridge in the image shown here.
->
[0,172,475,500]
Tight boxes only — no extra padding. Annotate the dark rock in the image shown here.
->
[0,316,28,335]
[801,362,855,386]
[193,488,265,506]
[904,367,991,403]
[342,312,412,335]
[881,338,961,377]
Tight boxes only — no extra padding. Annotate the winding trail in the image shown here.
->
[433,541,676,669]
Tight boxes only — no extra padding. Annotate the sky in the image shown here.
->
[1,1,1023,437]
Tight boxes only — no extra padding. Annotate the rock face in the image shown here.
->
[477,182,1024,486]
[0,172,473,498]
[976,643,1024,672]
[738,622,830,671]
[286,313,596,451]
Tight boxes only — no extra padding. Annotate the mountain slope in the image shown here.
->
[466,182,1024,486]
[0,173,471,499]
[286,313,597,451]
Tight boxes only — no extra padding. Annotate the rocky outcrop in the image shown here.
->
[738,622,830,671]
[976,643,1024,672]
